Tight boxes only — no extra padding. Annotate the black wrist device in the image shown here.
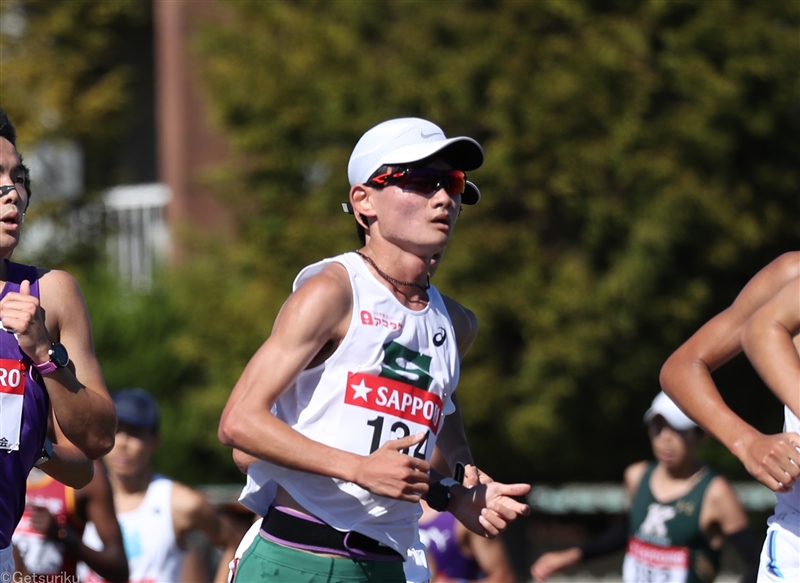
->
[35,438,53,467]
[426,478,459,512]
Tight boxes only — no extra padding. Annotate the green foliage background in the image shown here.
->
[2,0,799,486]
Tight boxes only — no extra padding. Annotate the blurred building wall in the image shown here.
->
[154,0,233,256]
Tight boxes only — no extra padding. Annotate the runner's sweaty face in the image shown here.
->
[366,160,461,256]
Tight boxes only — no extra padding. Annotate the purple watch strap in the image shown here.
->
[34,360,58,375]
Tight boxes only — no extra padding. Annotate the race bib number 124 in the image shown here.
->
[336,371,445,459]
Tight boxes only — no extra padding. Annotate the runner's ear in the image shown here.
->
[350,184,375,220]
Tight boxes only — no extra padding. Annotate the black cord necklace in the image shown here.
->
[353,250,430,291]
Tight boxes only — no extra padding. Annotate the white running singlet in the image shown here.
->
[239,252,460,558]
[81,475,186,583]
[757,406,800,583]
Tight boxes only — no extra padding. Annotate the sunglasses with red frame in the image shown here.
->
[366,168,467,198]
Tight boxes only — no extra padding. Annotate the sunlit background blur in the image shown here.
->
[2,1,798,579]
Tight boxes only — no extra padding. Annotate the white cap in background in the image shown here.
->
[644,391,698,431]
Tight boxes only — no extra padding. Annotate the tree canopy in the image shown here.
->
[2,0,798,485]
[188,0,800,483]
[0,0,149,190]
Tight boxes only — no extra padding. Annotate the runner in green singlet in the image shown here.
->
[531,392,760,583]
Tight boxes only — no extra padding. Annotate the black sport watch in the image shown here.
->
[33,342,69,375]
[426,478,459,512]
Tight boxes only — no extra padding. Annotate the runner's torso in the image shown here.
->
[82,475,185,583]
[774,406,800,516]
[0,260,49,548]
[241,252,461,554]
[623,463,720,583]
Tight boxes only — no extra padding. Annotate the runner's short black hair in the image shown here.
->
[0,109,32,200]
[0,109,18,146]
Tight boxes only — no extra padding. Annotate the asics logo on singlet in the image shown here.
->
[433,328,447,347]
[381,341,433,391]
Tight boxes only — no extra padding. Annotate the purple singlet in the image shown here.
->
[419,511,482,581]
[0,260,49,548]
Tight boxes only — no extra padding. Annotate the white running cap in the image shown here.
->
[644,391,698,431]
[347,117,484,204]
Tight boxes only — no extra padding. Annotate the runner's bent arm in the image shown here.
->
[465,522,516,583]
[0,271,116,458]
[172,482,237,549]
[700,477,759,583]
[742,276,800,418]
[37,414,94,488]
[74,461,128,583]
[219,263,431,501]
[438,295,530,532]
[700,477,749,542]
[230,279,482,484]
[435,296,479,476]
[623,461,647,501]
[660,252,800,491]
[447,480,531,537]
[171,482,242,583]
[433,396,474,477]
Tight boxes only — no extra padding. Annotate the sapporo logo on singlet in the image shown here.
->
[345,341,443,435]
[0,358,28,451]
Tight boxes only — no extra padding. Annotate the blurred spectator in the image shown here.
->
[419,498,515,583]
[13,460,127,582]
[80,388,241,583]
[530,392,760,583]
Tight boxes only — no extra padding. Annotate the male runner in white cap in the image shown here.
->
[219,117,531,583]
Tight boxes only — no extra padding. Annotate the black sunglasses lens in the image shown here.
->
[400,174,441,195]
[398,169,466,196]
